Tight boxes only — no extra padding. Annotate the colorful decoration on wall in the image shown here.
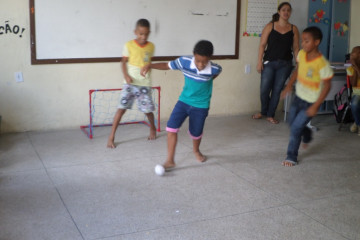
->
[243,32,261,37]
[311,0,329,3]
[0,20,26,38]
[334,21,349,36]
[315,9,325,21]
[243,0,278,37]
[313,0,347,3]
[309,9,330,25]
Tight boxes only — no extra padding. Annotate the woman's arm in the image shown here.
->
[292,25,300,59]
[256,23,272,73]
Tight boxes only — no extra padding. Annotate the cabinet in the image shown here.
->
[308,0,350,62]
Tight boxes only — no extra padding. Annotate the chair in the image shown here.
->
[337,75,353,131]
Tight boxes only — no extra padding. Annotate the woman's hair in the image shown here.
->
[350,46,360,86]
[272,2,292,23]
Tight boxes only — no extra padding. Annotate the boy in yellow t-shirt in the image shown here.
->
[107,19,156,148]
[281,26,333,166]
[347,46,360,135]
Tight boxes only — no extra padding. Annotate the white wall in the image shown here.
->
[350,0,360,49]
[288,0,309,33]
[0,0,358,133]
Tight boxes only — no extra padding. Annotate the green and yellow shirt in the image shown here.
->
[122,40,155,87]
[295,49,333,103]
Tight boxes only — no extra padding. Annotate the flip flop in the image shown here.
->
[252,113,263,119]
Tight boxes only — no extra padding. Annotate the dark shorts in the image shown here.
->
[166,101,209,139]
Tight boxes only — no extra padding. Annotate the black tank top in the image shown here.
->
[263,23,294,62]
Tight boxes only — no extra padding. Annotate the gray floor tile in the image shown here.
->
[211,145,360,204]
[0,170,82,240]
[48,159,282,239]
[104,205,348,240]
[0,133,43,173]
[291,193,360,240]
[28,125,190,169]
[1,114,359,240]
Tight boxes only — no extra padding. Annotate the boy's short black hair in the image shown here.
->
[136,19,150,28]
[193,40,214,57]
[303,26,323,42]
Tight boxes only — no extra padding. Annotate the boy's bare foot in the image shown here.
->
[107,138,116,148]
[282,160,297,167]
[302,143,309,149]
[252,113,263,119]
[194,151,207,162]
[163,161,176,170]
[148,127,157,140]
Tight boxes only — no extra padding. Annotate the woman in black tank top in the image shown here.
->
[252,2,299,124]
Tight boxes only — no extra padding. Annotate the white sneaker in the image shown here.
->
[350,122,358,133]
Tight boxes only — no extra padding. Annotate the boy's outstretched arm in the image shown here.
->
[306,79,332,117]
[141,63,170,76]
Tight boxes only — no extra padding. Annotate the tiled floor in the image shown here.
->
[1,114,359,240]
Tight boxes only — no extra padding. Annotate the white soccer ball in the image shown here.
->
[154,164,165,176]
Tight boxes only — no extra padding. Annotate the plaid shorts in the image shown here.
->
[118,84,155,113]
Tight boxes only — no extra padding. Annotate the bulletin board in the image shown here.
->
[243,0,280,37]
[29,0,240,64]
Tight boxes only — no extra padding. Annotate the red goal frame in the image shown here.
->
[80,86,161,139]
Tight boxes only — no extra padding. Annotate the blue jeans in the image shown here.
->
[351,94,360,125]
[260,60,293,117]
[286,96,313,163]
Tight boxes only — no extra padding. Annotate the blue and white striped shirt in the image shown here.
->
[168,56,222,108]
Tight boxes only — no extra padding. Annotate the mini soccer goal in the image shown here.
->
[81,86,161,139]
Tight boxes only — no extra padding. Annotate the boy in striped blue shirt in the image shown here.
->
[141,40,222,169]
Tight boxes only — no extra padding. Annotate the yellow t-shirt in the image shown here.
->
[346,66,360,96]
[122,40,155,87]
[295,49,334,103]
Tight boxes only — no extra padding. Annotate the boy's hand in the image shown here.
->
[306,104,318,117]
[141,64,151,77]
[125,75,132,84]
[280,86,292,100]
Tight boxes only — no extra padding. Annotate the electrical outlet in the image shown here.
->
[245,64,251,74]
[15,72,24,82]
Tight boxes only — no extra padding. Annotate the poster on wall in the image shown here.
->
[243,0,280,37]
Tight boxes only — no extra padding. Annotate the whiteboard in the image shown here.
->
[30,0,240,64]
